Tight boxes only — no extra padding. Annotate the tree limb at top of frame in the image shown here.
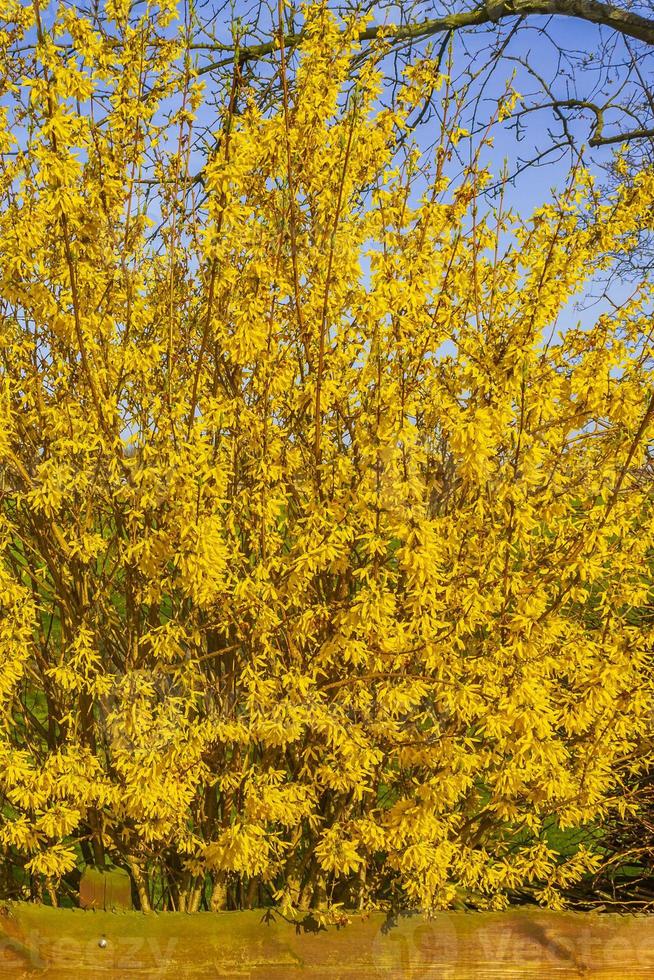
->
[195,0,654,74]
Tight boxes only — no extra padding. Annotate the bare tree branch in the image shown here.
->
[195,0,654,76]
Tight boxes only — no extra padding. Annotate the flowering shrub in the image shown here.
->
[0,0,653,914]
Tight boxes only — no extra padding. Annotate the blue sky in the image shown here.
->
[8,0,649,330]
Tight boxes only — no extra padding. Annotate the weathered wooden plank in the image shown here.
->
[1,904,654,977]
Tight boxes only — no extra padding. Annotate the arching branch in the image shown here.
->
[195,0,654,76]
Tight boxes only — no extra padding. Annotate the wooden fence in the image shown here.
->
[1,903,653,977]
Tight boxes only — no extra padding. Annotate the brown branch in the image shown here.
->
[197,0,654,77]
[538,97,654,146]
[590,124,654,146]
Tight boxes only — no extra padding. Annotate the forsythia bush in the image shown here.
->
[0,0,653,914]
